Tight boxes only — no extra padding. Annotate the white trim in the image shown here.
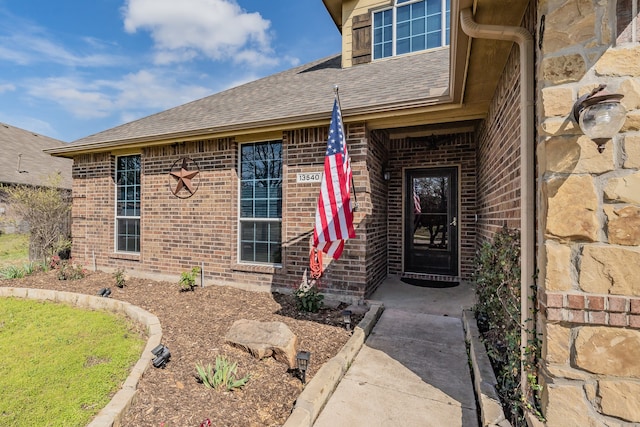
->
[372,0,451,60]
[114,154,141,254]
[236,140,283,267]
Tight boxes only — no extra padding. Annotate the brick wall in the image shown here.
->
[71,152,114,268]
[386,133,477,280]
[475,45,522,243]
[70,124,374,301]
[364,129,390,296]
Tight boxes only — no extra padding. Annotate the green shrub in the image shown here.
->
[113,268,126,288]
[472,226,542,425]
[56,260,87,280]
[179,266,200,291]
[1,265,25,279]
[195,356,250,391]
[21,262,38,275]
[294,282,324,312]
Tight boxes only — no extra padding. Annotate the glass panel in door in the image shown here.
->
[405,167,458,275]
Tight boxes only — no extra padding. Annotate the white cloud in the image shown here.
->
[26,77,115,118]
[122,0,276,66]
[0,113,58,139]
[24,70,213,120]
[0,83,16,93]
[0,13,125,67]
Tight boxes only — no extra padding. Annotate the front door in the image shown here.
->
[405,167,458,276]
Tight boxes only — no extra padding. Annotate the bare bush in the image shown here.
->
[3,175,71,263]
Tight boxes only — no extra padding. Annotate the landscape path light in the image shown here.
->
[151,344,171,368]
[342,309,352,331]
[296,350,311,384]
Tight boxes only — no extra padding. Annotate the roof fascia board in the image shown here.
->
[45,94,457,158]
[322,0,343,32]
[448,0,475,105]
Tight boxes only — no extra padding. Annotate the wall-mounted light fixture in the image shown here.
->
[572,84,626,152]
[382,164,390,181]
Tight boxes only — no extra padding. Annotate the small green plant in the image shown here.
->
[113,268,126,288]
[179,266,200,291]
[195,356,250,391]
[473,226,543,425]
[1,265,25,279]
[56,260,87,280]
[21,262,37,275]
[294,282,324,312]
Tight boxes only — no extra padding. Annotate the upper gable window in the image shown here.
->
[373,0,450,60]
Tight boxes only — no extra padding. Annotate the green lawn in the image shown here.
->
[0,233,29,268]
[0,298,145,426]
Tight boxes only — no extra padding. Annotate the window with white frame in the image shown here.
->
[239,141,282,264]
[115,155,141,253]
[373,0,450,60]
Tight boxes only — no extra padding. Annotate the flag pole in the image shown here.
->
[333,84,358,211]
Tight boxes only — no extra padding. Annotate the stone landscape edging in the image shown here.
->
[0,287,162,427]
[283,301,385,427]
[462,309,511,427]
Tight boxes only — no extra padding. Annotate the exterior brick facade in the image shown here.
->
[385,133,477,281]
[70,124,380,301]
[70,120,481,300]
[475,33,523,243]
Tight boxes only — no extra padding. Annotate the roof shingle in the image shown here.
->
[66,48,450,148]
[0,123,72,189]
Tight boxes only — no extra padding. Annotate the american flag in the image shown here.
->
[313,97,356,260]
[413,188,422,228]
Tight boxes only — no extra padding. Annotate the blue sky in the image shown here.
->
[0,0,341,142]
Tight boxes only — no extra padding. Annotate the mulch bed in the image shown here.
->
[1,270,363,426]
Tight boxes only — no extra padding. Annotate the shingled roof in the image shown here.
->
[0,123,72,189]
[50,48,450,153]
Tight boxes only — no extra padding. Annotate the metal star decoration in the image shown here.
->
[170,158,200,198]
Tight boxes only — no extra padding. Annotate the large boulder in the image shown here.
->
[225,319,298,369]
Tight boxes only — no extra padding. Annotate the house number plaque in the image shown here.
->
[296,172,322,183]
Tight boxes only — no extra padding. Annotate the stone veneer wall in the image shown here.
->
[537,0,640,424]
[70,123,374,302]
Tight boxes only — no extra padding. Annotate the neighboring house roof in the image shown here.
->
[47,48,450,156]
[0,123,72,189]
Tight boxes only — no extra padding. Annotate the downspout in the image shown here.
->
[459,8,535,393]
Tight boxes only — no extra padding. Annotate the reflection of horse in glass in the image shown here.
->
[414,214,447,247]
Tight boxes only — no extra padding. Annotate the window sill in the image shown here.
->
[231,263,282,274]
[109,252,141,262]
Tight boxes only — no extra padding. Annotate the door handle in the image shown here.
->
[450,217,457,227]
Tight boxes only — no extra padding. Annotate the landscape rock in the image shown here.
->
[225,319,298,369]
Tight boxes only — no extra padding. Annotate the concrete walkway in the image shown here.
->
[313,277,478,427]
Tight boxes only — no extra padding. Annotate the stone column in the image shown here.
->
[537,0,640,424]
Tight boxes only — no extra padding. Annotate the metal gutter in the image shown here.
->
[45,94,457,157]
[459,7,535,393]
